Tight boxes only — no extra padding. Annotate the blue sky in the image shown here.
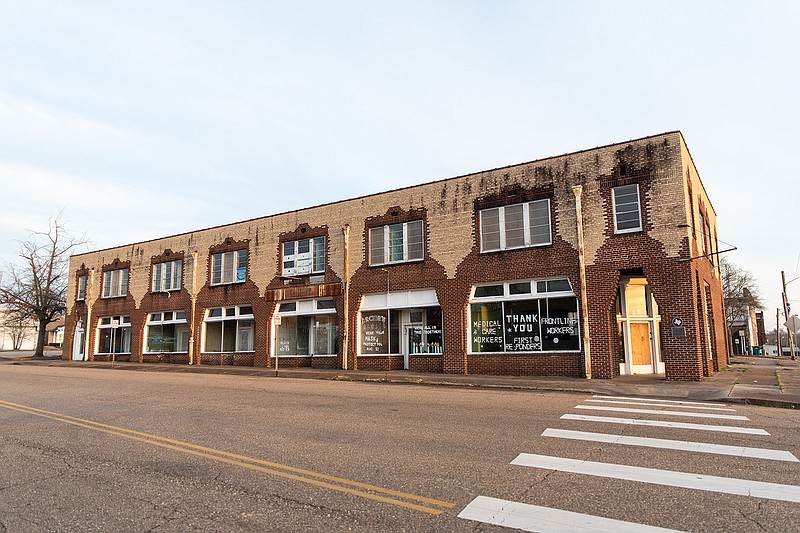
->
[1,1,798,323]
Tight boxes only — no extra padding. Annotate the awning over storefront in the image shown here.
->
[360,289,439,311]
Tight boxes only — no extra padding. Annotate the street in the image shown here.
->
[1,364,800,532]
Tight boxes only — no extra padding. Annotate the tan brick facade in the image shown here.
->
[63,131,728,381]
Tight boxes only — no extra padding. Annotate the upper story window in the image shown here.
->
[612,184,642,233]
[153,259,182,292]
[703,218,713,257]
[102,268,128,298]
[77,275,87,301]
[479,199,551,253]
[283,236,325,276]
[211,249,247,286]
[369,220,424,266]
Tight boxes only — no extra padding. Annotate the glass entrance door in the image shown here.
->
[403,325,423,370]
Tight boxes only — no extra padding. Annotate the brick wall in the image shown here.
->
[62,131,728,380]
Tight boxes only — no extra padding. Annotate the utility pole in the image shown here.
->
[782,271,796,360]
[777,308,782,356]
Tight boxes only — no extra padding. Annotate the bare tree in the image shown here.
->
[765,328,789,346]
[721,257,763,353]
[0,309,34,350]
[0,216,86,357]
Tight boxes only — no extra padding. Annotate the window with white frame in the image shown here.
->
[211,249,247,285]
[144,310,188,353]
[77,275,87,300]
[698,211,706,250]
[700,213,712,258]
[369,220,424,266]
[152,259,182,292]
[282,236,325,276]
[469,279,579,353]
[479,199,552,253]
[96,315,131,354]
[102,268,128,298]
[612,184,642,233]
[203,305,254,352]
[274,298,338,356]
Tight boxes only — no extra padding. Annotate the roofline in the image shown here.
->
[72,130,683,259]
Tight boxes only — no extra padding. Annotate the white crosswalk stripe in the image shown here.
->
[458,395,794,532]
[458,496,686,533]
[574,404,749,420]
[562,412,769,434]
[541,428,798,461]
[511,453,800,503]
[591,395,726,407]
[585,398,737,411]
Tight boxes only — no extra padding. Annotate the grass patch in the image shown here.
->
[776,371,784,392]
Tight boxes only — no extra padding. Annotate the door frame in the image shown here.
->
[617,276,663,375]
[620,320,662,374]
[401,314,424,370]
[72,321,85,361]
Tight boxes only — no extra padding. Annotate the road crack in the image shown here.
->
[733,501,768,532]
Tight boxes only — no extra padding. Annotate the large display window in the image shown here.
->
[360,307,442,355]
[96,315,132,354]
[469,279,580,353]
[144,310,188,353]
[274,299,338,357]
[203,305,254,353]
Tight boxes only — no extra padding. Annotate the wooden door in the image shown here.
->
[630,323,652,366]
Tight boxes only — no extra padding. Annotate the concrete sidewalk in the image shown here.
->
[3,353,799,409]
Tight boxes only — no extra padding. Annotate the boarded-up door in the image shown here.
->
[630,323,652,366]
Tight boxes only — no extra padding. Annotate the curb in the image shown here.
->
[5,358,800,408]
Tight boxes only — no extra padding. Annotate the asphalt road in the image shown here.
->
[1,363,800,532]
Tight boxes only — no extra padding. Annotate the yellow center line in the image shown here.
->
[0,400,454,514]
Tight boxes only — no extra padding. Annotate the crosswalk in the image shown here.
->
[458,395,800,532]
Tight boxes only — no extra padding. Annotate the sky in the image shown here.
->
[1,1,798,327]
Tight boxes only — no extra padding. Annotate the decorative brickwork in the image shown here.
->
[62,131,728,381]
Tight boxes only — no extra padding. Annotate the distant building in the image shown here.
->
[0,308,37,351]
[62,131,728,380]
[46,318,65,347]
[755,311,767,346]
[730,306,761,355]
[763,344,780,357]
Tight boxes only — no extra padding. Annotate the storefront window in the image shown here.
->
[361,311,389,354]
[145,311,188,353]
[203,305,254,352]
[361,307,441,355]
[275,299,338,356]
[470,302,504,352]
[97,315,132,354]
[469,279,580,354]
[412,307,443,354]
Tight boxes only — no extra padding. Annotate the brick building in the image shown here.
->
[62,131,728,380]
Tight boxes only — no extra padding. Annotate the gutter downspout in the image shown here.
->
[85,268,95,362]
[341,225,350,370]
[572,185,592,379]
[188,251,199,365]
